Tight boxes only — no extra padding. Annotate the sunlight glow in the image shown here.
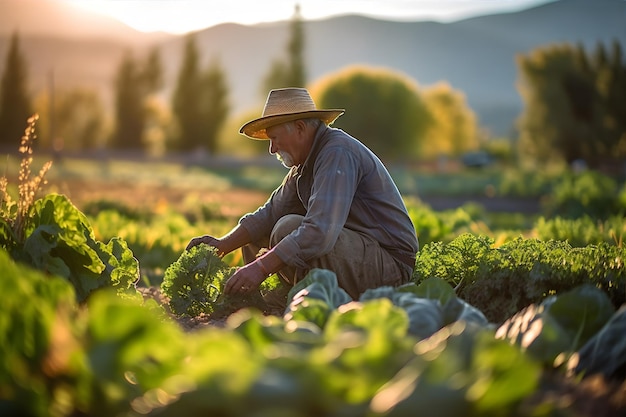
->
[66,0,553,34]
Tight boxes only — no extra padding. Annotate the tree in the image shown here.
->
[111,52,144,149]
[139,47,169,154]
[172,34,202,151]
[262,4,306,93]
[111,47,164,150]
[172,34,229,153]
[142,47,164,93]
[311,65,432,161]
[422,82,479,158]
[595,40,626,162]
[517,41,626,168]
[0,32,32,149]
[200,60,229,154]
[34,88,108,151]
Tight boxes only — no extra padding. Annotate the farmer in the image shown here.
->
[186,87,418,306]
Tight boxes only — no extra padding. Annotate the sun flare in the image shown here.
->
[64,0,552,35]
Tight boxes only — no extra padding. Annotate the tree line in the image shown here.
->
[0,8,624,167]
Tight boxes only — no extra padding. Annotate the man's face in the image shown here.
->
[266,122,299,168]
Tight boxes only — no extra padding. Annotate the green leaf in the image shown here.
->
[0,217,16,250]
[575,305,626,379]
[469,330,541,413]
[83,290,187,415]
[287,269,352,308]
[360,285,444,339]
[371,323,540,416]
[22,224,72,278]
[93,237,140,295]
[0,250,77,415]
[319,299,415,404]
[21,194,126,302]
[496,284,615,366]
[413,277,456,305]
[284,269,352,328]
[547,284,615,345]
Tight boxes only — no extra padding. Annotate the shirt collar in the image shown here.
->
[298,123,329,174]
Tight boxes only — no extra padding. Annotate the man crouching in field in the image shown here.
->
[186,87,418,308]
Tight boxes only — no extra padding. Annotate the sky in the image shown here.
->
[67,0,555,34]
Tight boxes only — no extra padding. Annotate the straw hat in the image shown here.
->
[240,88,344,139]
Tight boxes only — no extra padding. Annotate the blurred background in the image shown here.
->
[0,0,625,221]
[0,0,623,162]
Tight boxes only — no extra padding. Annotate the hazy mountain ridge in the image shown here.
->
[0,0,624,136]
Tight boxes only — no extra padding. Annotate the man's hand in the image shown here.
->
[186,235,223,254]
[224,262,267,296]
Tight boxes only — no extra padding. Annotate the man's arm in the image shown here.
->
[186,223,252,256]
[187,224,286,295]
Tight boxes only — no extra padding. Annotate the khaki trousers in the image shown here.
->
[242,214,412,299]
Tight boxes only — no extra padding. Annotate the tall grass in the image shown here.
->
[0,115,52,242]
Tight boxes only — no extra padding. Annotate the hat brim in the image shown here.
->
[239,109,344,140]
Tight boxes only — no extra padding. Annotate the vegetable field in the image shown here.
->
[2,141,626,416]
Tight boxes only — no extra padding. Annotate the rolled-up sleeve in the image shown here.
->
[238,166,305,242]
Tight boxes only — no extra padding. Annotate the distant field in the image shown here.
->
[2,153,542,217]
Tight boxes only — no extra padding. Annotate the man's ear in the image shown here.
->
[294,119,307,135]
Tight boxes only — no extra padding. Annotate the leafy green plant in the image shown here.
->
[2,254,623,417]
[370,322,542,417]
[534,215,626,247]
[408,277,490,327]
[414,234,626,323]
[284,268,352,328]
[20,194,140,302]
[412,233,494,290]
[0,250,79,417]
[161,243,236,316]
[1,117,139,303]
[543,171,620,220]
[79,291,187,417]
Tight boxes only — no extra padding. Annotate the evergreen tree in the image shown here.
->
[172,35,230,152]
[517,41,626,167]
[111,52,144,149]
[286,4,306,87]
[0,32,32,149]
[111,47,164,150]
[595,40,626,162]
[262,4,306,93]
[200,59,229,154]
[172,34,202,151]
[142,47,164,94]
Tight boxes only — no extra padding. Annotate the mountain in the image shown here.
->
[0,0,624,136]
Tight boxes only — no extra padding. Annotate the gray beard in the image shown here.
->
[277,151,295,168]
